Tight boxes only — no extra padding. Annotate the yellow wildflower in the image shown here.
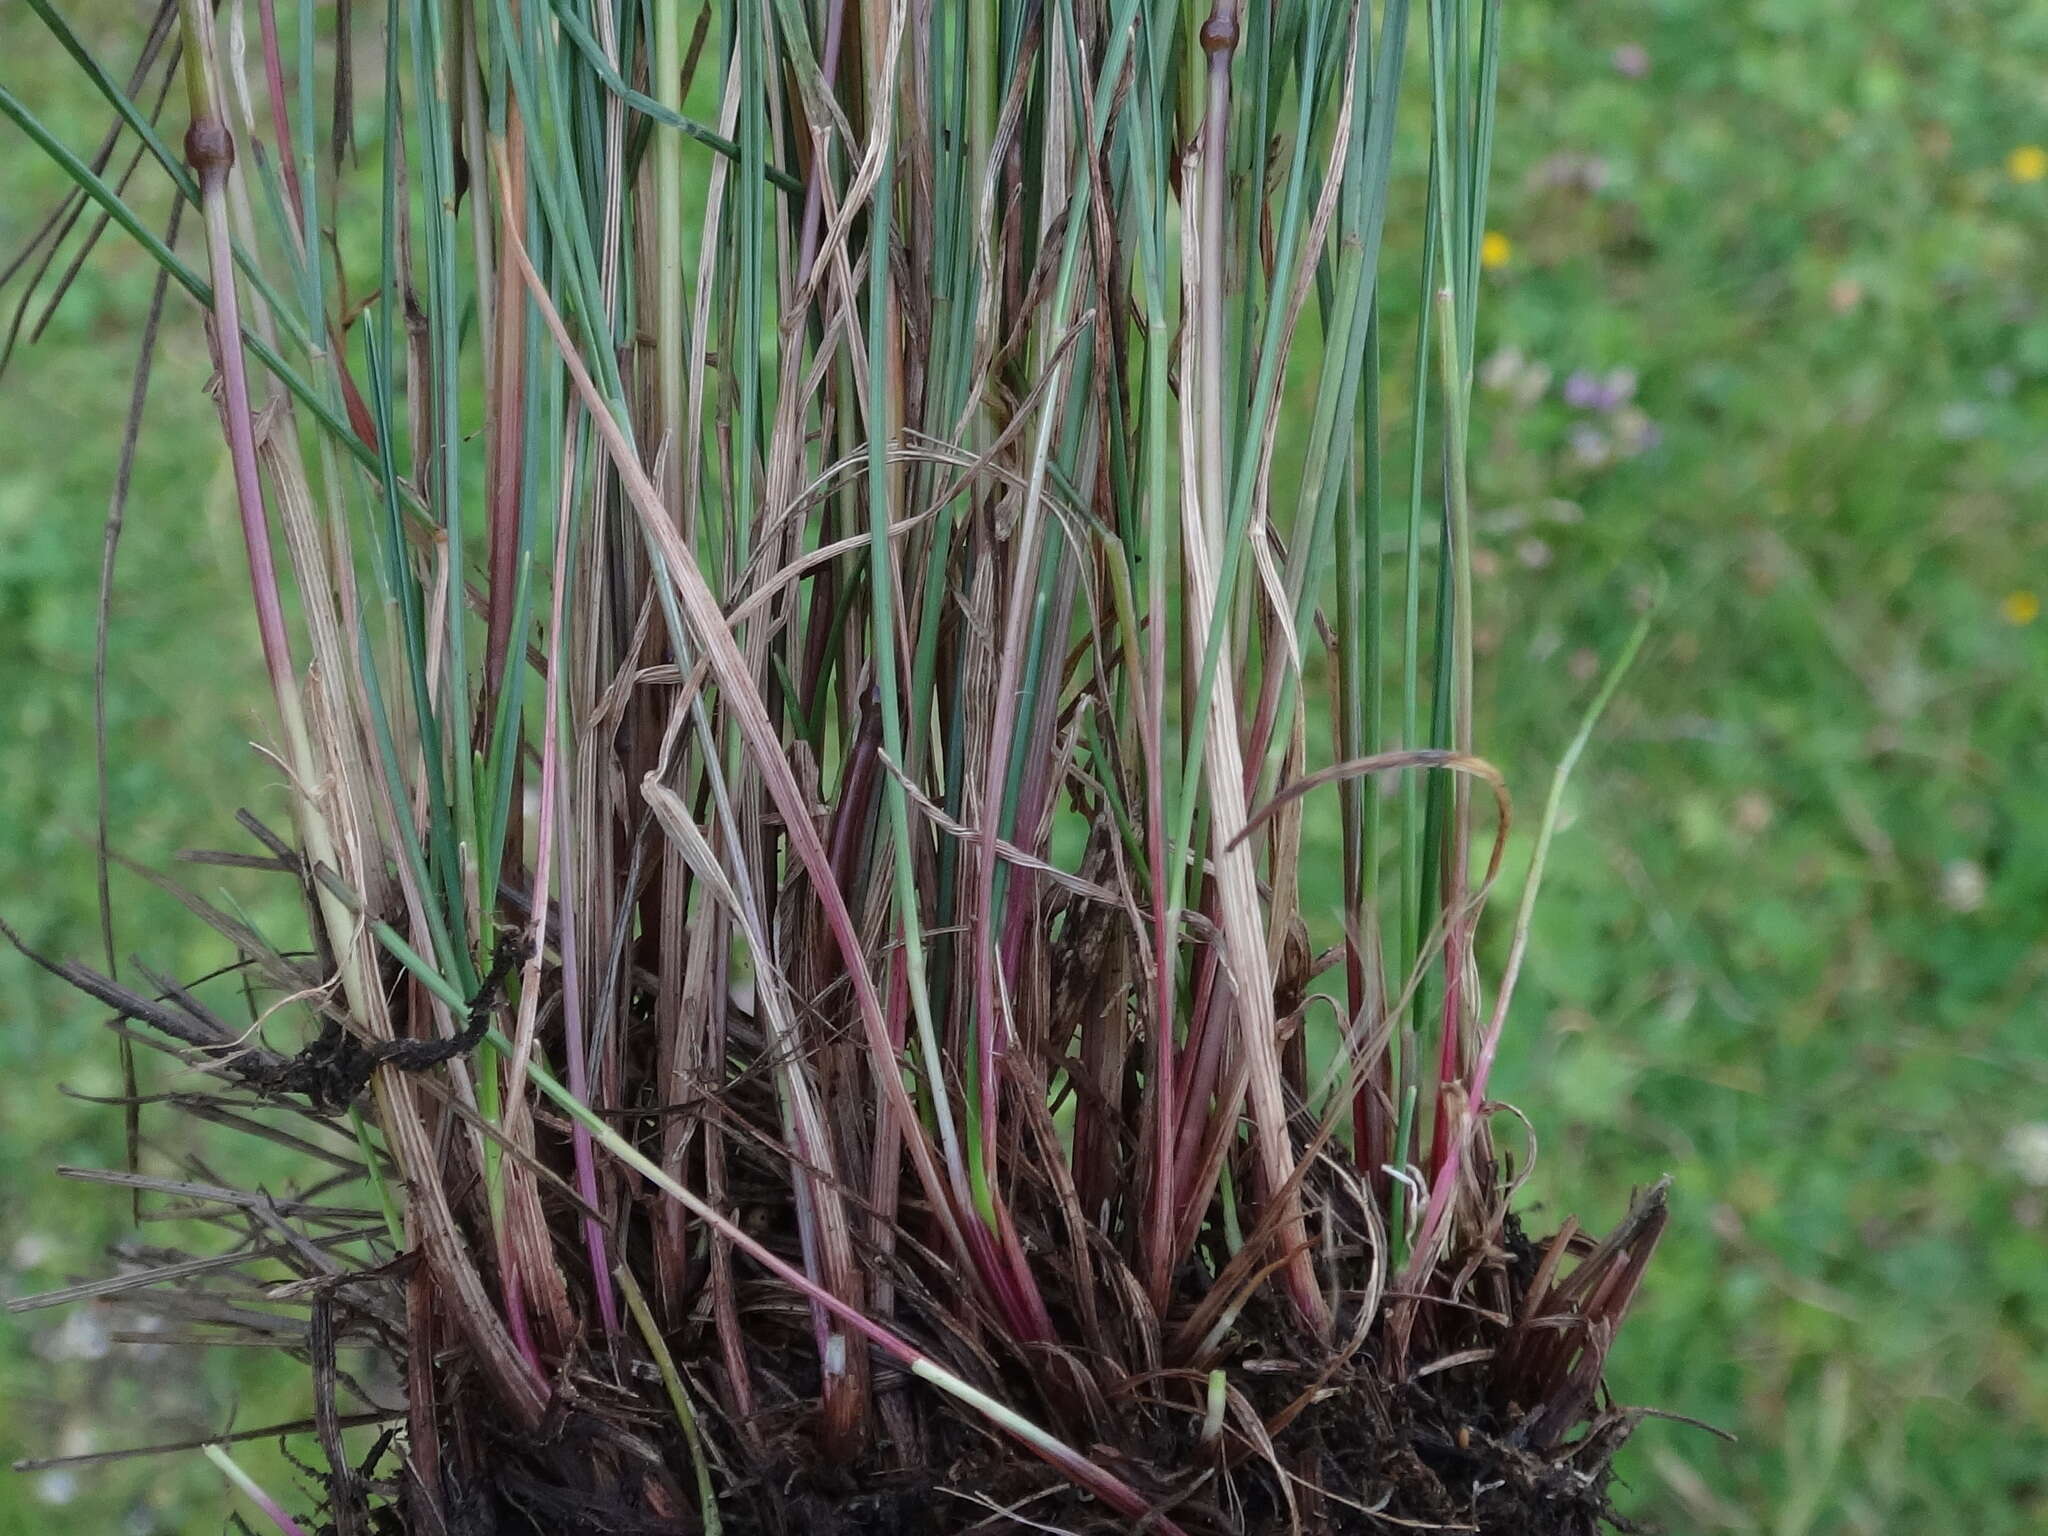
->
[2008,145,2048,183]
[1480,230,1513,270]
[2002,590,2041,626]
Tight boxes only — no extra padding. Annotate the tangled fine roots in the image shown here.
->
[279,1101,1671,1536]
[344,1249,1665,1536]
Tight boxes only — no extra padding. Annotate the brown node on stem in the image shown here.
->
[1200,7,1240,52]
[183,116,235,179]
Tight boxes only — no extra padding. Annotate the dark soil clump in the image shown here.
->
[364,1180,1668,1536]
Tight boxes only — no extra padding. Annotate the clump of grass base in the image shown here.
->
[2,0,1677,1530]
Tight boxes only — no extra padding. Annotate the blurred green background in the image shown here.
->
[4,1,2047,1532]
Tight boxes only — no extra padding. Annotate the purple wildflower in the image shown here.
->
[1565,367,1640,413]
[1563,370,1604,409]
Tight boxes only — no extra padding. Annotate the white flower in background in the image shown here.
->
[1481,347,1553,405]
[9,1232,53,1272]
[1568,423,1613,469]
[36,1306,110,1363]
[35,1422,97,1507]
[1481,345,1528,393]
[2006,1124,2048,1187]
[1938,858,1987,914]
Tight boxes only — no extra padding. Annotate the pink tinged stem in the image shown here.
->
[185,120,300,725]
[555,811,620,1333]
[501,1260,541,1371]
[827,696,883,897]
[1400,996,1480,1300]
[992,564,1076,991]
[864,944,909,1320]
[252,0,304,237]
[203,1445,313,1536]
[962,1206,1033,1333]
[994,1197,1057,1340]
[961,402,1068,1345]
[1141,687,1178,1305]
[1170,952,1225,1190]
[1426,942,1464,1180]
[536,457,619,1334]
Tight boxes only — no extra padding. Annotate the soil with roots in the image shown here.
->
[344,1214,1657,1536]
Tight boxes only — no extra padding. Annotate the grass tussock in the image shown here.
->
[4,0,1673,1529]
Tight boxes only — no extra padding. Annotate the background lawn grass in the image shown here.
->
[4,1,2046,1531]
